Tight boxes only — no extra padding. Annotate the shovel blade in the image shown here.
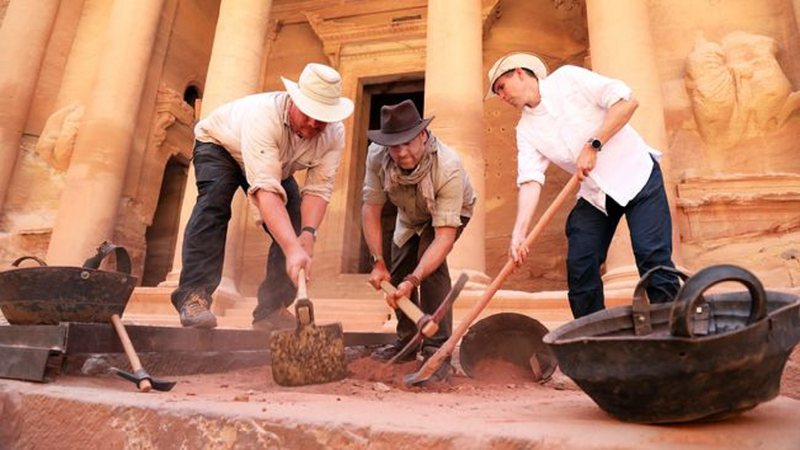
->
[269,322,347,387]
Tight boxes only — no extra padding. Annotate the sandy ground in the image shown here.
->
[47,344,800,406]
[51,345,581,404]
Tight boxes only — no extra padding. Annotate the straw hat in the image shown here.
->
[281,63,354,122]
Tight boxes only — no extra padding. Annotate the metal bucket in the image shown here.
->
[543,264,800,423]
[0,242,137,325]
[459,312,557,381]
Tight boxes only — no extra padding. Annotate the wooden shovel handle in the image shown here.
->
[110,314,152,392]
[296,268,308,299]
[380,281,439,337]
[414,174,581,380]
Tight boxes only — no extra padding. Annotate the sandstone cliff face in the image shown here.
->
[651,0,800,288]
[1,0,798,295]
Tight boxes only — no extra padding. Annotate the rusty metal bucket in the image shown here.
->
[0,242,137,325]
[459,312,557,381]
[543,264,800,424]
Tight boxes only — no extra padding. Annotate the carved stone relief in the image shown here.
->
[34,103,85,171]
[135,84,194,223]
[302,0,503,68]
[685,31,800,148]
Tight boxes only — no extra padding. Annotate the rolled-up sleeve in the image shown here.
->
[565,65,632,109]
[302,125,344,202]
[362,144,387,205]
[241,111,286,203]
[516,123,549,187]
[431,167,464,228]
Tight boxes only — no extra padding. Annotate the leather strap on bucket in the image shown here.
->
[631,266,690,336]
[82,241,132,275]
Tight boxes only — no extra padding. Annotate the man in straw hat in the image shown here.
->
[172,62,353,329]
[362,100,476,369]
[486,52,679,318]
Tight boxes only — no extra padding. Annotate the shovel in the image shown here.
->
[405,174,580,385]
[269,269,347,386]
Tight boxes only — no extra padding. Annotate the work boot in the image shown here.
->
[370,340,418,363]
[252,308,296,334]
[420,345,453,382]
[179,292,217,329]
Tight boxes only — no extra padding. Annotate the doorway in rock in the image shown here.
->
[340,78,425,274]
[141,156,188,286]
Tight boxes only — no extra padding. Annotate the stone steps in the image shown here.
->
[124,282,630,332]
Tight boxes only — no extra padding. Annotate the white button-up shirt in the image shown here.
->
[195,92,344,203]
[516,65,660,213]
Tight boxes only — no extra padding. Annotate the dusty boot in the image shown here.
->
[179,292,217,329]
[252,308,297,334]
[370,340,418,363]
[420,345,453,382]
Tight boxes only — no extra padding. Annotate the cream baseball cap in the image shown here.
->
[485,52,549,100]
[281,63,354,123]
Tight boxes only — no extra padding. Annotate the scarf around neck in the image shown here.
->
[382,134,438,215]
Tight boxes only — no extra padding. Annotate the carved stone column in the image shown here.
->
[585,0,681,288]
[46,0,166,265]
[0,0,60,213]
[162,0,272,308]
[424,0,487,280]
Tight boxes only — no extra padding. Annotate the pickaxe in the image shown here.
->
[379,272,470,365]
[404,174,580,386]
[109,314,176,392]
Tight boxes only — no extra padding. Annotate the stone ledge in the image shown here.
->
[1,377,799,449]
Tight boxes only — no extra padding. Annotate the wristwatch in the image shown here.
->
[588,138,603,151]
[371,254,384,266]
[300,226,317,241]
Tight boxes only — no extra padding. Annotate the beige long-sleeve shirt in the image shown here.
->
[363,137,476,247]
[194,92,344,203]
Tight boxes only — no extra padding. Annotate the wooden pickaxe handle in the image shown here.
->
[379,281,439,338]
[110,314,152,392]
[406,174,580,385]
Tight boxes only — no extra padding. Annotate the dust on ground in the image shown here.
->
[25,345,800,409]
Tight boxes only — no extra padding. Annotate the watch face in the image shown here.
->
[591,139,602,149]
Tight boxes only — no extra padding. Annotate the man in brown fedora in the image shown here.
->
[172,62,354,329]
[362,99,476,368]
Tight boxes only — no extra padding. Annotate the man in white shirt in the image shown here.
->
[172,63,353,329]
[486,52,679,318]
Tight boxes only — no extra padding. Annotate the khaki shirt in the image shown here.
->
[194,92,344,203]
[362,138,476,247]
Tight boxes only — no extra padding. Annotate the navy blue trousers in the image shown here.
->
[171,141,299,322]
[565,160,679,318]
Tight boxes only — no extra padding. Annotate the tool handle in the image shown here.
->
[380,280,438,337]
[411,174,580,383]
[296,268,308,300]
[110,314,152,392]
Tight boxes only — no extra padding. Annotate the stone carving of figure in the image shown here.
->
[685,31,800,148]
[35,103,85,171]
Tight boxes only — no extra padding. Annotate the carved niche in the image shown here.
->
[685,31,800,149]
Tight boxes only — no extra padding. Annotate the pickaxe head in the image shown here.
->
[111,367,177,392]
[386,273,470,366]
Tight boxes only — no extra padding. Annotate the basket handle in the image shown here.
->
[630,266,690,336]
[11,256,48,267]
[669,264,767,338]
[82,241,132,275]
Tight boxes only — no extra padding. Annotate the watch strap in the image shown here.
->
[301,226,317,240]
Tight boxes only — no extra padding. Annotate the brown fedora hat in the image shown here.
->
[367,100,434,146]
